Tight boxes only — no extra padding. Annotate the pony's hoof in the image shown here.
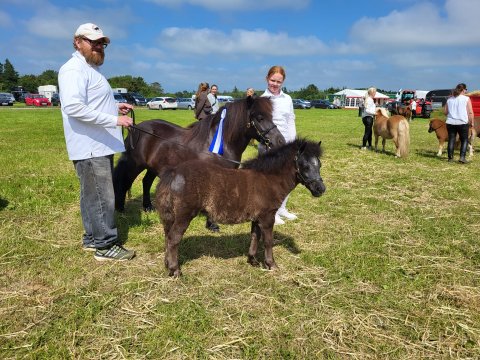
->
[248,256,260,267]
[206,222,220,232]
[169,269,182,277]
[143,205,156,212]
[265,262,279,271]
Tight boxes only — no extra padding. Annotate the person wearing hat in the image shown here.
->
[58,23,136,261]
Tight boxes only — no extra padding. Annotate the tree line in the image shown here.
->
[0,58,392,100]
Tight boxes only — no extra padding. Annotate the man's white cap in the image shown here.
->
[75,23,110,43]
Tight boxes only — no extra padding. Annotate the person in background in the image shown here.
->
[261,65,296,226]
[207,84,219,115]
[410,97,417,120]
[246,87,256,97]
[195,82,212,120]
[58,23,135,261]
[361,87,376,150]
[444,83,474,163]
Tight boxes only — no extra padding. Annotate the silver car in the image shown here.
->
[176,97,195,110]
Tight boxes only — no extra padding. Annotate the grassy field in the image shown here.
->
[1,105,479,359]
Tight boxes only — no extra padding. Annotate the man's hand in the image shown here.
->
[118,102,134,115]
[117,115,133,128]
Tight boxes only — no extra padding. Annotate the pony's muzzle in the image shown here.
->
[308,179,326,197]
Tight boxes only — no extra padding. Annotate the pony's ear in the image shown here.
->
[246,94,254,109]
[318,141,322,147]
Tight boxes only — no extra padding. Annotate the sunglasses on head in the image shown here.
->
[82,37,108,49]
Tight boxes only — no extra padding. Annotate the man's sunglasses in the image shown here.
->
[82,37,108,49]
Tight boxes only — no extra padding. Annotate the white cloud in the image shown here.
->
[349,0,480,49]
[146,0,310,11]
[0,11,12,27]
[23,4,135,40]
[159,27,328,56]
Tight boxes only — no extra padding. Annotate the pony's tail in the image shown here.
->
[397,118,410,158]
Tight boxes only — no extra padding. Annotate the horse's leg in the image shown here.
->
[393,136,400,157]
[382,138,386,153]
[142,170,158,212]
[438,140,444,156]
[262,223,278,270]
[113,154,144,212]
[374,134,379,152]
[165,219,191,277]
[248,221,261,266]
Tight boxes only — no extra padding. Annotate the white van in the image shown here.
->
[217,96,234,103]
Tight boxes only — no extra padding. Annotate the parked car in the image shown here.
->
[0,93,14,106]
[113,93,128,104]
[51,93,60,106]
[122,92,147,106]
[147,97,177,110]
[24,94,51,107]
[311,99,337,109]
[292,99,311,109]
[176,97,195,110]
[0,93,15,103]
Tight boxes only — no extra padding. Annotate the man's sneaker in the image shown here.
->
[82,243,96,252]
[94,244,136,261]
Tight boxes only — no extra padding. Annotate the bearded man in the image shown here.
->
[58,23,136,261]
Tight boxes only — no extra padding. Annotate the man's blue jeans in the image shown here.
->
[73,155,118,249]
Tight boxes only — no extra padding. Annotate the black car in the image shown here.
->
[122,92,147,106]
[0,93,14,106]
[51,93,60,106]
[311,99,337,109]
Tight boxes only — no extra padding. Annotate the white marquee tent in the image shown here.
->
[334,89,390,108]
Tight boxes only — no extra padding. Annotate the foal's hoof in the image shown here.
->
[169,269,182,278]
[143,204,156,212]
[248,255,260,267]
[206,221,220,232]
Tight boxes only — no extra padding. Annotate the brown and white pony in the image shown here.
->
[374,108,410,158]
[428,117,480,157]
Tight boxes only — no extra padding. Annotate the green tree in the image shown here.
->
[2,59,19,91]
[38,70,59,87]
[18,75,40,93]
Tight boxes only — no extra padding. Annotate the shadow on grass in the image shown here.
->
[116,195,300,266]
[415,149,446,159]
[0,197,8,211]
[346,142,398,157]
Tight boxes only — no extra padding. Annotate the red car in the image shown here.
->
[25,94,51,107]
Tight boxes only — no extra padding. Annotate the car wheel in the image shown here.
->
[148,104,153,110]
[188,105,192,110]
[159,105,163,110]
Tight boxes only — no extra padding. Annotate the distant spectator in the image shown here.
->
[246,87,256,97]
[194,82,212,121]
[410,97,417,120]
[444,83,474,163]
[361,87,376,150]
[208,84,219,115]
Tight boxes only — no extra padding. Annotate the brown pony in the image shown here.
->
[428,117,480,157]
[374,108,410,158]
[390,103,412,121]
[156,139,326,277]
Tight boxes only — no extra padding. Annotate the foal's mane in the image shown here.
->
[183,97,273,143]
[377,107,389,118]
[242,138,322,174]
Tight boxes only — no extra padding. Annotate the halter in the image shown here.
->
[247,116,277,150]
[429,122,445,132]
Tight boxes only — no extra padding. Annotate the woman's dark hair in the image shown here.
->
[452,83,467,97]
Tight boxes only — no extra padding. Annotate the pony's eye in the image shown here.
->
[256,115,264,121]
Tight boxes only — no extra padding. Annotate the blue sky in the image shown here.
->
[2,0,480,93]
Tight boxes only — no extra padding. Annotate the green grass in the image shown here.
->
[1,106,479,359]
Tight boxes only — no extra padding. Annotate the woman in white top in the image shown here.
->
[207,84,219,115]
[444,83,474,163]
[361,87,376,150]
[261,65,296,225]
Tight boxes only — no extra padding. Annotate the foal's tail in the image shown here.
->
[397,118,410,158]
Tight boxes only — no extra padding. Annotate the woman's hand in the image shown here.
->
[118,102,134,115]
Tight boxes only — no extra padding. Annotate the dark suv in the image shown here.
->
[51,93,60,106]
[123,92,147,106]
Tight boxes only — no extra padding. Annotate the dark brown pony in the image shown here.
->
[374,108,410,158]
[113,96,285,214]
[428,117,480,157]
[156,139,326,277]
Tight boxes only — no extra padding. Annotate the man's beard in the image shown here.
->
[83,49,105,66]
